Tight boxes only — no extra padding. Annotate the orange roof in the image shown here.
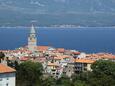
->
[62,55,70,59]
[57,48,65,53]
[0,64,16,73]
[54,55,70,60]
[20,57,29,61]
[8,57,16,61]
[87,53,115,60]
[73,52,80,55]
[47,63,59,66]
[54,56,62,60]
[75,59,95,64]
[37,46,49,51]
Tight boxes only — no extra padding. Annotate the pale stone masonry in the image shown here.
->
[28,25,37,52]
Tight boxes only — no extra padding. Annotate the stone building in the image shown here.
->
[28,25,37,52]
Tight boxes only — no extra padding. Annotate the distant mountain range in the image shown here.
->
[0,0,115,27]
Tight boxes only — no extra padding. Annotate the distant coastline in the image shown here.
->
[0,26,115,29]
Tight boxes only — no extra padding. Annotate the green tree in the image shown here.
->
[56,75,72,86]
[73,80,88,86]
[0,52,5,63]
[88,60,115,86]
[42,76,56,86]
[91,60,115,78]
[16,61,43,86]
[71,73,90,86]
[72,60,115,86]
[7,59,19,70]
[89,74,115,86]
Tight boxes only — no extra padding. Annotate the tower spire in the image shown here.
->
[28,25,37,52]
[30,24,35,34]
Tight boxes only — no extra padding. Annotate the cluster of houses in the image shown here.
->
[1,45,115,77]
[0,25,115,86]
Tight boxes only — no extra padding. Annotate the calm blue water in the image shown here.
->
[0,27,115,53]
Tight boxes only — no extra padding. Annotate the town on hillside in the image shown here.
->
[0,25,115,86]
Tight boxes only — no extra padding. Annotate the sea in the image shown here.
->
[0,27,115,54]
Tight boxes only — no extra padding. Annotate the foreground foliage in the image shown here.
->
[16,61,43,86]
[16,60,115,86]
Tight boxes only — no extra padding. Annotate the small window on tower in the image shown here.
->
[6,83,9,86]
[30,38,32,40]
[7,77,9,80]
[0,78,2,81]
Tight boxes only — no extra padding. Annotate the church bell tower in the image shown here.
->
[28,25,37,52]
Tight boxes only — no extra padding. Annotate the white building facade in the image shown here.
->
[0,64,16,86]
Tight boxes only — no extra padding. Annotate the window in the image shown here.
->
[56,73,59,75]
[7,77,9,80]
[63,72,66,74]
[6,83,9,86]
[84,68,87,71]
[52,73,55,75]
[84,63,87,67]
[6,75,9,80]
[0,78,2,81]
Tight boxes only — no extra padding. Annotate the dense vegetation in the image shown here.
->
[16,61,43,86]
[15,60,115,86]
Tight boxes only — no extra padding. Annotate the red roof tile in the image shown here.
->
[20,57,29,61]
[47,63,59,66]
[37,46,49,51]
[57,48,65,53]
[75,59,95,64]
[0,64,16,73]
[73,52,80,55]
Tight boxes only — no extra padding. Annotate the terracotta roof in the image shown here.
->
[75,59,95,64]
[8,57,16,61]
[54,55,70,60]
[35,57,46,63]
[72,52,80,55]
[0,64,16,73]
[20,57,29,61]
[87,53,115,60]
[57,48,65,53]
[47,63,59,66]
[54,56,62,60]
[37,46,49,51]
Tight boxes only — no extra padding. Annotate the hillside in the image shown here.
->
[0,0,115,27]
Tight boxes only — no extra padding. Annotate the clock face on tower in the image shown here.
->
[29,37,36,42]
